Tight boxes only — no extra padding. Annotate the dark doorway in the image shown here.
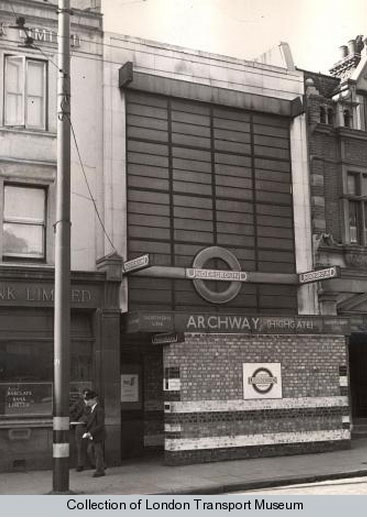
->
[120,337,164,459]
[349,333,367,418]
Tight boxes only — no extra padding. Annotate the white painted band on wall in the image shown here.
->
[53,443,70,458]
[165,429,351,452]
[53,417,70,430]
[166,396,349,414]
[339,376,348,387]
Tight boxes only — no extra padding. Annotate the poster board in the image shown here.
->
[121,364,142,410]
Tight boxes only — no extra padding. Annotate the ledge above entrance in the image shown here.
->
[118,61,304,118]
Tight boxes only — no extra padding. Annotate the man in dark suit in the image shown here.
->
[69,388,91,471]
[82,390,106,478]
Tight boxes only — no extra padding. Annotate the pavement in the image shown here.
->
[1,439,367,495]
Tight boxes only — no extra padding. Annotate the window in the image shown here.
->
[4,56,47,130]
[346,172,367,245]
[319,106,334,126]
[3,185,46,259]
[343,109,352,128]
[320,106,326,123]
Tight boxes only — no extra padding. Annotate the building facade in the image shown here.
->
[104,35,350,464]
[0,0,354,471]
[0,0,122,471]
[303,36,367,432]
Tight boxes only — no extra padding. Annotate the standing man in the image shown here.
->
[83,390,106,478]
[69,388,91,471]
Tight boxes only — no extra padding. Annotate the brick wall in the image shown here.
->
[344,138,367,164]
[306,90,344,241]
[163,332,350,464]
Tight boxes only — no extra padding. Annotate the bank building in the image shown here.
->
[0,0,353,471]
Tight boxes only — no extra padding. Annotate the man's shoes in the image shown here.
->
[92,472,105,478]
[76,466,84,472]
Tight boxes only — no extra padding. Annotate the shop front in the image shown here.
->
[0,256,122,472]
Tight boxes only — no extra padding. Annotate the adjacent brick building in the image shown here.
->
[303,35,367,430]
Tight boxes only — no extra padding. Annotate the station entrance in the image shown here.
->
[120,335,164,460]
[349,332,367,420]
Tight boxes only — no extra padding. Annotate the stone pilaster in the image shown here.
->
[96,252,123,465]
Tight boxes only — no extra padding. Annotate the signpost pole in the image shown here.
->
[53,0,71,493]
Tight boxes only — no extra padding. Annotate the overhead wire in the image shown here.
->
[66,113,117,253]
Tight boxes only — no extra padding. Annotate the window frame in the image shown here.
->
[343,167,367,246]
[2,183,48,262]
[3,54,48,131]
[343,108,352,128]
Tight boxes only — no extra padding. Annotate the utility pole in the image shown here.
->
[53,0,71,493]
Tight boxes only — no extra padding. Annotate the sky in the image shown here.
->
[101,0,367,73]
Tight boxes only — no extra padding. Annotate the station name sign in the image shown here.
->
[125,311,350,335]
[299,266,340,284]
[186,268,248,282]
[123,254,150,274]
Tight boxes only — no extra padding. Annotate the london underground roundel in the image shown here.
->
[189,246,243,304]
[249,367,277,394]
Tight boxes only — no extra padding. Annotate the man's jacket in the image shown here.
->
[70,398,87,422]
[85,404,106,442]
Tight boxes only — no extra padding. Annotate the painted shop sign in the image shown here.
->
[0,25,81,47]
[0,23,81,47]
[299,266,340,284]
[125,311,350,335]
[0,283,98,307]
[243,363,282,399]
[0,382,53,416]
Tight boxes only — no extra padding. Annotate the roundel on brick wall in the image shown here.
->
[186,246,245,305]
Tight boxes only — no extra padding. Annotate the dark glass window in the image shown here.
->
[0,340,93,382]
[346,172,367,245]
[320,106,326,123]
[3,185,46,260]
[343,109,351,128]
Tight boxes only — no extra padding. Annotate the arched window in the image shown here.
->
[320,106,326,123]
[327,108,334,125]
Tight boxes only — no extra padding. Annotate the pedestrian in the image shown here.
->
[69,388,91,472]
[82,390,106,478]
